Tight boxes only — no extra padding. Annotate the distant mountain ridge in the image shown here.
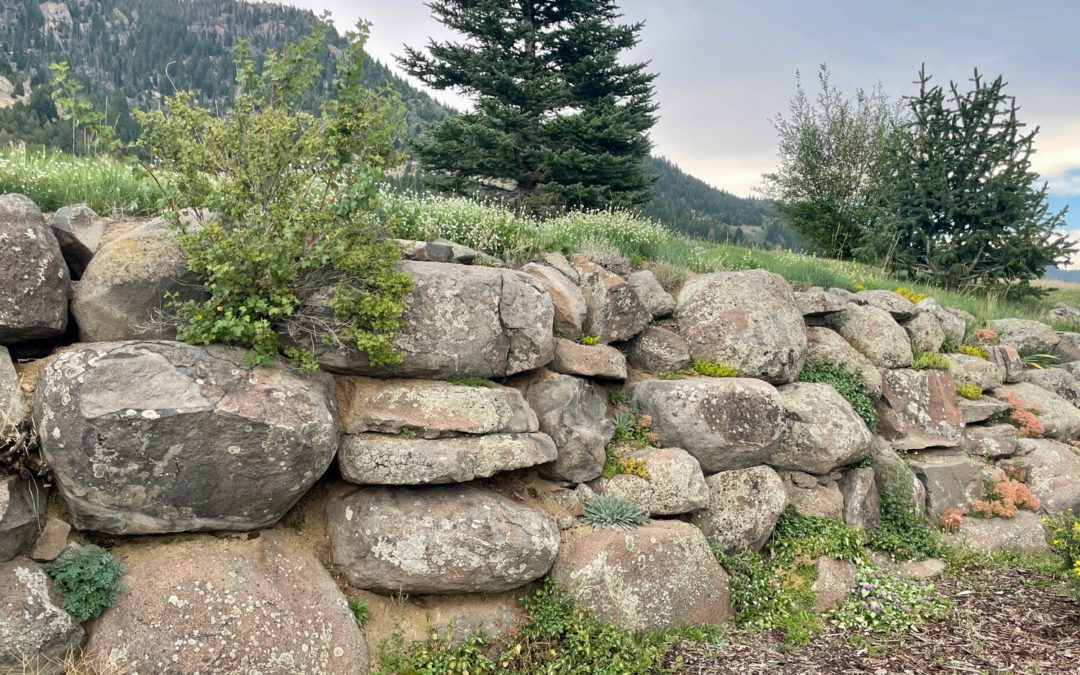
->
[0,0,771,239]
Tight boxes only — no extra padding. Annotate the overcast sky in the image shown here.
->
[286,0,1079,236]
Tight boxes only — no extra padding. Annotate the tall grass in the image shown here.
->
[4,146,1075,328]
[0,144,159,215]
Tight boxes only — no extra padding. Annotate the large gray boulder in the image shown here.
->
[0,194,69,344]
[335,376,537,438]
[826,304,913,369]
[1018,438,1080,513]
[631,378,787,473]
[948,511,1050,554]
[50,204,105,279]
[522,262,587,338]
[515,369,613,483]
[307,261,554,378]
[945,353,1003,391]
[571,255,650,343]
[908,451,986,519]
[1024,368,1080,407]
[986,345,1025,383]
[690,465,787,552]
[839,467,880,535]
[963,424,1018,459]
[73,213,204,342]
[0,476,42,563]
[781,471,844,519]
[877,370,963,449]
[904,310,946,353]
[676,269,806,384]
[1054,331,1080,363]
[990,382,1080,441]
[958,397,1009,425]
[84,534,367,675]
[551,338,627,380]
[34,341,338,534]
[770,382,874,474]
[853,289,916,321]
[551,520,733,632]
[989,318,1060,357]
[804,326,882,398]
[625,326,691,374]
[627,270,676,319]
[0,560,84,674]
[327,485,559,594]
[794,287,849,321]
[917,298,966,346]
[600,447,709,516]
[338,432,557,485]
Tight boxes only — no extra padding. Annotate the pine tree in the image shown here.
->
[399,0,657,213]
[874,66,1074,297]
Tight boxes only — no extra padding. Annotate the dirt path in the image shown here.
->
[669,568,1080,674]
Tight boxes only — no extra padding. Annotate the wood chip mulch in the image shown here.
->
[668,567,1080,675]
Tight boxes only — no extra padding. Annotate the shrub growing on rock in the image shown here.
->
[135,20,411,368]
[869,465,944,561]
[911,350,951,371]
[970,476,1039,518]
[956,344,990,360]
[796,362,878,429]
[45,545,127,621]
[582,494,648,529]
[956,382,984,400]
[692,360,738,378]
[828,568,950,634]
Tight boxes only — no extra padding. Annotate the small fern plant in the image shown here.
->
[45,544,127,621]
[581,495,648,529]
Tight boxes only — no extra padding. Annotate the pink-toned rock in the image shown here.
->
[985,345,1025,383]
[522,262,587,338]
[571,255,650,343]
[626,326,691,373]
[551,338,627,380]
[877,369,963,449]
[781,471,844,518]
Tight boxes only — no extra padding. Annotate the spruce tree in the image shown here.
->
[874,66,1073,297]
[400,0,657,213]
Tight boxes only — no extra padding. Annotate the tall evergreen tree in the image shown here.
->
[874,66,1074,297]
[400,0,657,213]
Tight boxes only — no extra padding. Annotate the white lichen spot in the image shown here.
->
[141,410,161,420]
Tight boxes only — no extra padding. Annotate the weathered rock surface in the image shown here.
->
[804,326,882,398]
[327,485,559,594]
[781,471,844,518]
[335,376,536,438]
[990,382,1080,440]
[29,517,69,563]
[601,447,709,515]
[770,382,874,474]
[854,290,916,321]
[73,213,204,342]
[631,378,787,473]
[515,369,613,483]
[904,310,946,353]
[1054,331,1080,363]
[628,270,676,319]
[0,194,69,344]
[985,345,1025,383]
[34,341,338,534]
[425,238,483,264]
[338,432,556,485]
[963,424,1018,459]
[948,511,1050,554]
[522,262,587,338]
[877,370,963,449]
[826,304,913,369]
[676,270,806,384]
[552,520,733,632]
[0,476,42,563]
[839,467,880,536]
[871,442,928,516]
[958,397,1009,424]
[0,559,84,674]
[1018,438,1080,513]
[918,298,966,346]
[551,338,627,380]
[49,204,104,279]
[572,255,650,343]
[625,326,691,373]
[309,261,554,378]
[0,345,27,425]
[1024,368,1080,407]
[908,451,986,519]
[945,353,1004,391]
[84,534,367,674]
[691,465,787,552]
[794,287,849,320]
[989,318,1060,356]
[812,557,857,612]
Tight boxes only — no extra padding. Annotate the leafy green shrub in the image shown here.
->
[766,508,866,566]
[691,360,738,377]
[448,377,494,388]
[579,334,601,346]
[869,464,944,561]
[956,343,989,360]
[828,568,950,633]
[1043,510,1080,587]
[45,545,127,621]
[135,22,412,369]
[956,382,983,400]
[348,598,370,627]
[911,350,951,371]
[796,362,878,429]
[713,547,820,644]
[609,389,629,406]
[581,494,648,529]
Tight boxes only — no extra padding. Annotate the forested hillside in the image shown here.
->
[0,0,777,242]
